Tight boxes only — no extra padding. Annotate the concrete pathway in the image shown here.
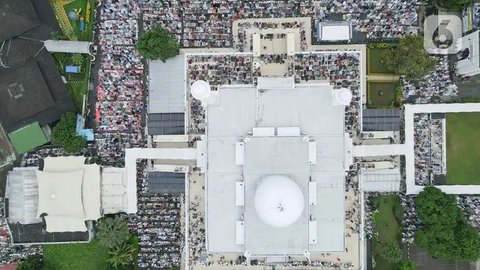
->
[366,74,400,81]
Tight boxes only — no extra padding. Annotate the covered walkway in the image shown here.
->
[124,148,197,212]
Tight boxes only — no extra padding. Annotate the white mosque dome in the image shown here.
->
[254,175,305,228]
[333,88,353,106]
[191,80,211,101]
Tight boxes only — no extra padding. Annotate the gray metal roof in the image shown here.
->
[148,56,185,114]
[147,172,185,193]
[362,108,401,131]
[147,113,185,135]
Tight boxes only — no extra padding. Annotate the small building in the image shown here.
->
[317,21,352,42]
[4,156,133,244]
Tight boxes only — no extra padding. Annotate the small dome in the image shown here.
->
[254,175,305,227]
[191,80,211,100]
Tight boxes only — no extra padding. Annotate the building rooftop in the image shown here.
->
[7,122,48,154]
[205,78,349,256]
[0,0,73,133]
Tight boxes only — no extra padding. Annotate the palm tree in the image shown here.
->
[71,53,83,67]
[96,216,129,249]
[107,242,134,269]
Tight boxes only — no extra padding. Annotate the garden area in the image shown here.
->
[368,43,396,74]
[39,216,138,270]
[50,0,96,112]
[53,52,91,111]
[446,112,480,185]
[51,0,96,41]
[367,81,402,108]
[371,195,404,270]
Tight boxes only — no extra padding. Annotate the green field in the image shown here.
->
[372,195,403,270]
[367,81,400,108]
[43,241,109,270]
[446,113,480,185]
[368,47,395,74]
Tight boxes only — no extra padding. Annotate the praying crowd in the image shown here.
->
[403,56,457,104]
[96,0,145,166]
[293,53,362,134]
[136,0,420,50]
[413,114,445,186]
[126,161,184,269]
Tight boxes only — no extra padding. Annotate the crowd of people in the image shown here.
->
[188,195,206,265]
[400,195,419,244]
[293,53,362,134]
[236,20,308,52]
[127,161,184,269]
[186,55,254,134]
[125,0,421,50]
[0,200,43,265]
[134,194,183,269]
[458,196,480,230]
[96,0,145,167]
[403,56,457,104]
[413,114,445,186]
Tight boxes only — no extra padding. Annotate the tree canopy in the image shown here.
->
[51,112,86,153]
[96,216,129,249]
[380,36,437,80]
[380,241,403,264]
[136,27,180,62]
[414,186,480,260]
[436,0,471,11]
[17,255,43,270]
[398,260,415,270]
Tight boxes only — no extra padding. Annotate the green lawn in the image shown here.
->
[372,195,403,270]
[43,241,109,270]
[367,81,400,108]
[368,47,395,74]
[446,113,480,185]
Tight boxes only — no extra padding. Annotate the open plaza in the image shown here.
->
[1,0,480,270]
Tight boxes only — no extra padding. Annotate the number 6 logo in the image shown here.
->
[424,15,462,55]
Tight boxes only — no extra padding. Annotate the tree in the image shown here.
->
[71,54,83,66]
[380,36,437,80]
[380,241,403,263]
[398,260,415,270]
[17,255,43,270]
[51,112,87,153]
[96,216,129,249]
[415,186,461,227]
[414,186,480,260]
[436,0,471,11]
[136,27,179,62]
[50,31,68,41]
[107,242,134,269]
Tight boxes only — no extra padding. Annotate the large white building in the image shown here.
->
[202,77,353,259]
